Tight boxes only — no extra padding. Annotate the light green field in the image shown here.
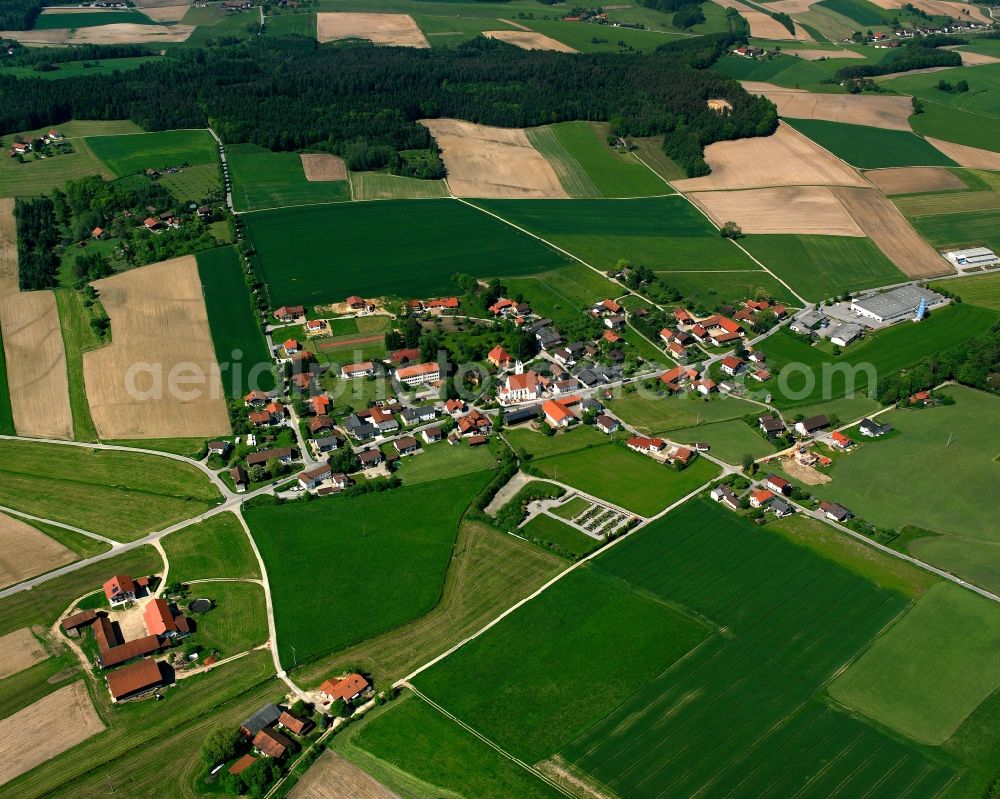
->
[87,129,218,177]
[294,519,563,687]
[157,162,220,202]
[506,423,611,461]
[830,582,1000,745]
[396,441,497,485]
[53,289,100,442]
[815,386,1000,591]
[712,47,884,91]
[520,513,600,557]
[906,101,1000,153]
[227,143,351,210]
[264,10,315,35]
[882,62,1000,119]
[608,392,761,435]
[911,208,1000,255]
[0,136,112,197]
[662,269,801,309]
[549,495,591,520]
[24,519,111,560]
[667,419,777,465]
[933,272,1000,311]
[519,17,691,53]
[0,56,161,80]
[527,121,669,198]
[188,580,268,656]
[161,512,261,583]
[335,693,566,799]
[349,171,450,200]
[631,136,686,182]
[504,262,620,328]
[0,440,220,541]
[530,443,720,516]
[739,234,905,301]
[784,394,882,424]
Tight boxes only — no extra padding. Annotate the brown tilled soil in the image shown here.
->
[0,290,74,439]
[0,628,49,680]
[674,123,868,192]
[0,199,15,294]
[925,138,1000,170]
[137,5,190,22]
[83,256,231,439]
[0,682,105,787]
[750,87,913,130]
[316,12,429,47]
[1,23,199,44]
[0,513,75,590]
[833,187,953,278]
[865,167,966,195]
[421,118,568,199]
[288,751,400,799]
[689,186,865,236]
[780,458,831,485]
[300,154,348,182]
[483,29,577,52]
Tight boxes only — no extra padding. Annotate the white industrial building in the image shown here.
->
[944,247,1000,271]
[850,286,946,325]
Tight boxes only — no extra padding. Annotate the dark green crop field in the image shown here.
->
[558,499,954,799]
[414,565,709,763]
[0,324,13,435]
[244,472,491,667]
[475,196,758,272]
[757,303,999,408]
[786,119,957,169]
[31,10,155,28]
[243,199,571,306]
[197,246,275,396]
[227,143,350,211]
[87,129,218,177]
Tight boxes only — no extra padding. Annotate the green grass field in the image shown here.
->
[815,0,888,26]
[526,121,669,198]
[556,499,953,799]
[294,519,563,686]
[520,512,600,557]
[505,422,612,460]
[607,391,760,435]
[476,196,758,273]
[549,495,591,520]
[667,419,777,464]
[882,62,1000,120]
[756,303,999,408]
[519,17,690,53]
[414,565,709,763]
[196,246,276,396]
[932,271,1000,311]
[244,199,570,306]
[0,323,13,435]
[631,136,687,182]
[263,10,315,36]
[31,10,156,28]
[0,440,220,541]
[53,288,100,442]
[161,512,261,583]
[813,386,1000,591]
[786,118,956,169]
[245,473,489,666]
[830,582,1000,745]
[335,693,566,799]
[227,143,350,211]
[712,48,884,91]
[395,441,497,485]
[26,518,112,560]
[349,171,450,200]
[188,580,268,656]
[87,129,218,177]
[0,56,161,80]
[661,267,802,308]
[910,208,1000,254]
[504,262,620,329]
[739,234,905,301]
[158,162,221,203]
[0,135,112,197]
[906,101,1000,153]
[529,441,719,516]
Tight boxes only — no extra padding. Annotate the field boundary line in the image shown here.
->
[236,195,449,215]
[395,477,717,688]
[0,504,119,546]
[403,683,577,798]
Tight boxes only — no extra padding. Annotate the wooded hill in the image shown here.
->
[0,34,777,177]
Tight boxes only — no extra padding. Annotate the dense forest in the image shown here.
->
[0,34,777,177]
[836,35,964,79]
[876,319,1000,403]
[13,198,59,290]
[0,0,79,31]
[0,43,153,69]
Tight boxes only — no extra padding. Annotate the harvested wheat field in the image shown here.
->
[84,256,230,439]
[942,47,1000,66]
[740,81,806,94]
[301,154,348,182]
[865,166,966,195]
[689,186,865,236]
[289,751,400,799]
[763,0,817,12]
[0,199,15,295]
[0,681,105,786]
[316,13,428,47]
[712,0,811,39]
[783,48,864,60]
[0,512,75,589]
[421,118,568,199]
[0,290,73,440]
[833,187,951,278]
[926,138,1000,170]
[0,628,48,681]
[868,0,992,22]
[71,22,193,43]
[674,123,867,192]
[483,29,576,52]
[137,5,190,22]
[747,87,913,130]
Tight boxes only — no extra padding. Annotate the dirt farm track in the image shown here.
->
[0,682,105,787]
